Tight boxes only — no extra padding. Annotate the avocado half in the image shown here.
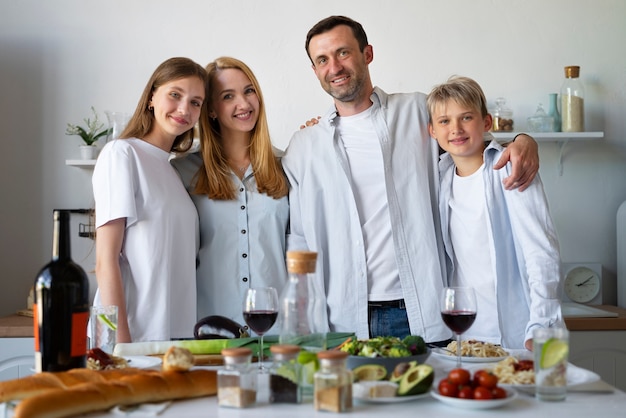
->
[397,364,434,396]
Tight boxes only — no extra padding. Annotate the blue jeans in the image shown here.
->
[368,300,410,339]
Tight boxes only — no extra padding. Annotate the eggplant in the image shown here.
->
[194,315,250,339]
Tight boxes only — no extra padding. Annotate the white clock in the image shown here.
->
[562,263,603,305]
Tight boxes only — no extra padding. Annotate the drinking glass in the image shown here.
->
[440,287,477,368]
[243,287,279,371]
[90,305,118,354]
[533,327,569,401]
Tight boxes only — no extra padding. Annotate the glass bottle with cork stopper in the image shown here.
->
[279,251,328,397]
[314,350,353,413]
[217,347,257,408]
[269,344,302,403]
[278,251,327,351]
[560,65,585,132]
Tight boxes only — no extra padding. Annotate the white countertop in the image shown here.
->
[3,350,624,418]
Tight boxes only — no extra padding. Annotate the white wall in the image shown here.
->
[1,0,625,317]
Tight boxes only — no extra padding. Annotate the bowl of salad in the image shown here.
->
[341,335,431,379]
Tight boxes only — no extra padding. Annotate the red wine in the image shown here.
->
[34,210,90,372]
[441,310,476,334]
[243,310,278,335]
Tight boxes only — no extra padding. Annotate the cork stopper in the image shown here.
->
[564,66,580,78]
[221,347,253,358]
[270,344,301,356]
[286,251,317,274]
[316,350,349,360]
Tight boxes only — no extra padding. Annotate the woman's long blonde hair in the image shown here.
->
[193,56,288,200]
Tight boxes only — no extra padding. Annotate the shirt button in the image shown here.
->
[240,205,245,210]
[242,253,248,258]
[242,277,248,282]
[239,188,244,192]
[241,229,247,234]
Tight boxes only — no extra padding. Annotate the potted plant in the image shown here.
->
[66,106,112,159]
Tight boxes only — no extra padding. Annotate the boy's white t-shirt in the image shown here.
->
[336,109,402,301]
[449,164,501,343]
[92,138,199,342]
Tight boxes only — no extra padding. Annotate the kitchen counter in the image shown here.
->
[0,314,33,338]
[1,305,626,337]
[564,305,626,331]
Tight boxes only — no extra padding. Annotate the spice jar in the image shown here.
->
[491,97,514,131]
[560,66,584,132]
[269,344,302,404]
[527,103,554,132]
[218,347,257,408]
[314,350,352,413]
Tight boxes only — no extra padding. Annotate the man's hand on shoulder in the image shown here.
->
[493,134,539,191]
[299,116,321,130]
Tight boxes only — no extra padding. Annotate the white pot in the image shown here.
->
[79,145,97,160]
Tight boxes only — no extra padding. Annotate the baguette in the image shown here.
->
[2,369,216,418]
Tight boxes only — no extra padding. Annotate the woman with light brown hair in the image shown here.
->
[93,57,208,342]
[172,56,289,329]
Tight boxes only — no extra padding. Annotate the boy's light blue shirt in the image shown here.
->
[282,87,450,342]
[438,137,563,348]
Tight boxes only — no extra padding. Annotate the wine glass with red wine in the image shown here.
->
[440,287,477,368]
[242,287,279,371]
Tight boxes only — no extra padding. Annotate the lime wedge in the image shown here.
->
[297,350,319,385]
[98,314,118,331]
[540,338,568,369]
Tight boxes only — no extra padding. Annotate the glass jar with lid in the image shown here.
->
[314,350,352,413]
[269,344,302,403]
[491,97,514,131]
[561,65,584,132]
[527,103,555,132]
[218,347,257,408]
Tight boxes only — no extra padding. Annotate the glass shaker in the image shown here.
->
[491,97,514,131]
[314,350,353,413]
[560,66,584,132]
[269,344,302,404]
[218,347,257,408]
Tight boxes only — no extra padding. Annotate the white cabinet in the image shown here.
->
[0,338,34,381]
[569,330,626,392]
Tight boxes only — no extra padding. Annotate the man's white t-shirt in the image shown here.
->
[449,164,501,343]
[92,138,198,341]
[336,109,403,301]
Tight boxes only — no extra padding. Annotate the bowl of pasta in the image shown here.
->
[431,340,509,363]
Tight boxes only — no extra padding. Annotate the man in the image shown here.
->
[281,16,539,343]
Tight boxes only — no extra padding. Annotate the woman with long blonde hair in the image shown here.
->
[172,56,289,328]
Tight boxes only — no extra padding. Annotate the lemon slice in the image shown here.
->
[540,338,568,369]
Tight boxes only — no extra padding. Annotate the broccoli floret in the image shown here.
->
[388,344,412,358]
[403,335,426,355]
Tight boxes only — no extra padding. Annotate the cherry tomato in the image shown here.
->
[438,379,459,398]
[447,368,471,386]
[473,369,487,387]
[473,386,494,400]
[458,385,474,399]
[492,386,507,399]
[477,371,498,389]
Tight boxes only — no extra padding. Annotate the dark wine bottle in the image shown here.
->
[33,209,90,372]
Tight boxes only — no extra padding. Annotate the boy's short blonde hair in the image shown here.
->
[426,76,489,122]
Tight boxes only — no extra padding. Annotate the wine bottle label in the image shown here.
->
[71,310,90,357]
[33,303,39,351]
